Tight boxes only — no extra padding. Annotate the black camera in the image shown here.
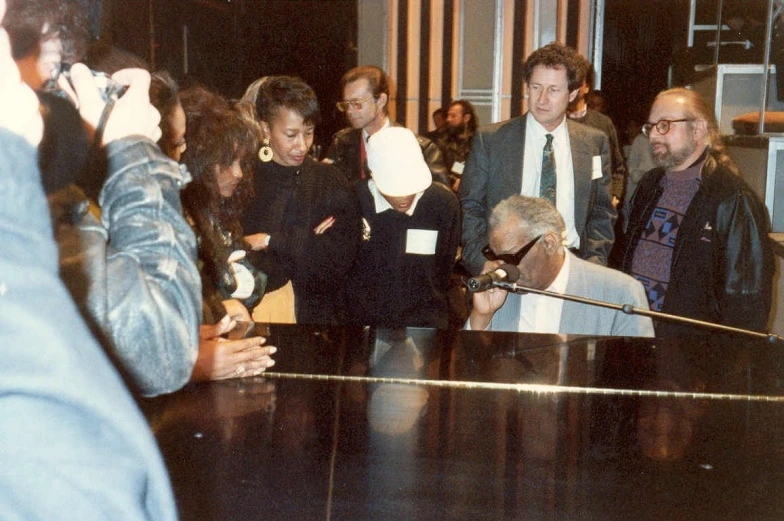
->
[44,63,128,104]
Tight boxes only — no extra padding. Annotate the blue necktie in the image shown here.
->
[540,133,556,205]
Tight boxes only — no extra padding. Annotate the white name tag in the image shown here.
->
[451,161,465,175]
[592,155,603,180]
[406,229,438,255]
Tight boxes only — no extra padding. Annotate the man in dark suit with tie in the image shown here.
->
[459,42,616,276]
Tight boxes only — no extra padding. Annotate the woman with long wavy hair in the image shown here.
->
[179,85,267,324]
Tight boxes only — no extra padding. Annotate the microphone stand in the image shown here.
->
[492,281,784,344]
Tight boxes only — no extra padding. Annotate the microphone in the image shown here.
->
[466,264,521,292]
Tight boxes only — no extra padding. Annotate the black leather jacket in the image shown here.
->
[325,121,450,186]
[617,154,774,338]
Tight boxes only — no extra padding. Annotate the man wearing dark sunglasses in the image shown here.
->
[615,88,774,340]
[467,195,653,337]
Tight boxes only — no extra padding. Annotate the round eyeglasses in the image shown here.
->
[641,118,691,137]
[336,95,374,112]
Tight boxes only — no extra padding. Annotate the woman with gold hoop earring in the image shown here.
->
[258,139,273,162]
[241,75,361,324]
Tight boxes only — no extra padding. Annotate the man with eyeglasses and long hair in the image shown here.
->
[467,195,652,336]
[615,87,774,341]
[324,65,449,186]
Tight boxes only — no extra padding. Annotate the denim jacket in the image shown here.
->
[54,137,201,396]
[1,129,178,520]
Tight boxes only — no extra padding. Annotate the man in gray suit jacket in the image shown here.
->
[468,195,653,337]
[459,42,616,275]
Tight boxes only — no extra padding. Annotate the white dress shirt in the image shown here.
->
[522,113,580,250]
[516,251,570,334]
[363,116,391,144]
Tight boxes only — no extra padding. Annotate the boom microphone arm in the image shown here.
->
[491,281,784,344]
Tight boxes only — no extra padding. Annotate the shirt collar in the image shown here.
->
[527,112,567,141]
[546,249,571,293]
[368,179,424,216]
[363,117,391,143]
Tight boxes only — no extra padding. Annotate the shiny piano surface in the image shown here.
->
[141,324,784,521]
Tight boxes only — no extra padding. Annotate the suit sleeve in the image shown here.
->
[607,121,628,201]
[581,134,617,265]
[610,278,655,338]
[458,130,491,276]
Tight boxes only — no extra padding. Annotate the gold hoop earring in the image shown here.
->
[258,139,273,162]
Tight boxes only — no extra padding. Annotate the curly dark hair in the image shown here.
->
[254,75,321,127]
[523,42,581,92]
[3,0,90,63]
[179,85,259,240]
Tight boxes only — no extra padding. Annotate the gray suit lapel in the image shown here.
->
[559,253,588,333]
[567,119,593,235]
[505,116,526,196]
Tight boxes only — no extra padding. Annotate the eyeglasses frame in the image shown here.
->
[482,234,544,266]
[641,118,691,137]
[336,94,375,112]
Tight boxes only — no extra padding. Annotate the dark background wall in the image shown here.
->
[96,0,702,150]
[600,0,689,145]
[100,0,357,151]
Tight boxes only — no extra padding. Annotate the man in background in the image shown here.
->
[425,106,447,142]
[439,99,478,191]
[568,54,627,207]
[324,65,449,186]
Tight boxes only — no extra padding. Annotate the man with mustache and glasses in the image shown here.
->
[616,88,774,340]
[324,65,449,187]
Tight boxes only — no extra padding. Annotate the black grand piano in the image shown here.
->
[141,324,784,521]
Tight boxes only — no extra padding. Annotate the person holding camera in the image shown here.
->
[45,62,204,396]
[0,0,180,516]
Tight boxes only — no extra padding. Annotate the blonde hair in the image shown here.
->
[241,76,269,110]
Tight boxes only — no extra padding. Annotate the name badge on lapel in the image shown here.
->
[591,155,603,180]
[406,229,438,255]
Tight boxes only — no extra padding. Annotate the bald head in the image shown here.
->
[646,89,711,171]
